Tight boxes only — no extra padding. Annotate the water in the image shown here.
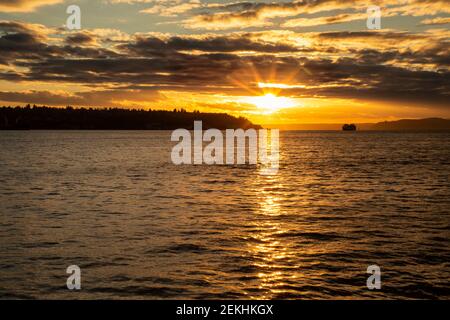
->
[0,131,449,299]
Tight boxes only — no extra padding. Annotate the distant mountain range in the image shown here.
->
[361,118,450,131]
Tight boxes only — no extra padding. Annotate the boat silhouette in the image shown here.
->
[342,124,357,131]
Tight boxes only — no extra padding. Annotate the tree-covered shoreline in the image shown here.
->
[0,105,262,130]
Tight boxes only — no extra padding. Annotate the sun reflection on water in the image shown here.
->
[246,167,301,299]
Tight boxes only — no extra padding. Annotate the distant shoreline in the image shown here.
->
[2,128,450,132]
[1,106,449,131]
[265,118,450,131]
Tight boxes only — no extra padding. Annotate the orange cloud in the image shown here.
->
[282,13,367,28]
[182,0,450,30]
[0,0,62,12]
[420,17,450,26]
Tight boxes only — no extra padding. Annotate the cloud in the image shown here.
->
[182,0,450,30]
[292,58,450,106]
[183,11,273,30]
[420,17,450,26]
[0,20,53,39]
[0,21,122,64]
[0,0,62,12]
[386,0,450,16]
[140,0,201,17]
[0,89,163,107]
[120,34,300,54]
[65,31,98,46]
[182,0,365,30]
[0,19,449,110]
[13,48,448,107]
[282,12,367,28]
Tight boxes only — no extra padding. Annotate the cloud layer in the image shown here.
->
[0,0,449,121]
[0,0,62,12]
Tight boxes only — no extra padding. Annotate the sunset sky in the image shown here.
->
[0,0,449,125]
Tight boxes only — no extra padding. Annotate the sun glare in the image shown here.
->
[258,82,306,89]
[246,93,297,112]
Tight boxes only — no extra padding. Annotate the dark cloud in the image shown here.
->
[0,20,38,33]
[65,32,97,46]
[0,29,59,63]
[0,89,163,107]
[12,51,449,107]
[318,31,450,68]
[21,53,245,86]
[0,22,120,65]
[121,35,299,54]
[295,58,450,105]
[200,0,342,16]
[317,31,424,41]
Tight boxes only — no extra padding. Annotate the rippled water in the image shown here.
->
[0,131,449,299]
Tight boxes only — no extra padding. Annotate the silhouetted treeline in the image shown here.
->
[0,105,262,130]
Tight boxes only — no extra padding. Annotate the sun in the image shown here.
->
[246,93,296,112]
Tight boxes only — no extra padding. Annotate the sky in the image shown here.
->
[0,0,449,126]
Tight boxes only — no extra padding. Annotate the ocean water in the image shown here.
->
[0,131,449,299]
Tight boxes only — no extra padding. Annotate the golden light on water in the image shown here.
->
[246,162,301,298]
